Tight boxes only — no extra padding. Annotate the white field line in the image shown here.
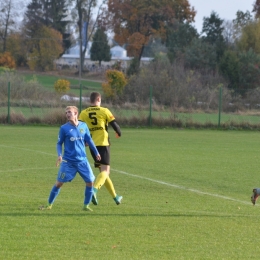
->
[0,144,253,206]
[112,169,253,206]
[0,144,55,157]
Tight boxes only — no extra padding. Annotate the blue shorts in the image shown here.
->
[57,160,95,183]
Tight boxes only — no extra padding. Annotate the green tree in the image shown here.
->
[219,49,260,95]
[238,49,260,92]
[166,22,198,63]
[253,0,260,18]
[185,38,217,71]
[232,10,253,40]
[219,50,239,90]
[201,11,226,61]
[90,28,111,66]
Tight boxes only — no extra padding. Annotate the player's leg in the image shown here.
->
[78,161,95,211]
[90,146,109,204]
[39,161,76,210]
[104,175,123,205]
[93,165,108,190]
[90,146,122,205]
[47,181,63,208]
[251,188,260,205]
[91,164,108,205]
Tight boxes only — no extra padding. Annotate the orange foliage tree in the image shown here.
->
[102,0,196,60]
[6,33,27,66]
[27,25,63,71]
[0,52,16,69]
[102,69,128,99]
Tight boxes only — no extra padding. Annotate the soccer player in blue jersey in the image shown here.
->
[39,106,101,211]
[79,92,122,206]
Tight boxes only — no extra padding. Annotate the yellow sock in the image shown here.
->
[104,176,117,198]
[94,171,108,190]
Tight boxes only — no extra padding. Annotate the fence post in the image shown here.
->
[7,82,10,124]
[149,86,153,126]
[218,87,222,128]
[79,83,82,113]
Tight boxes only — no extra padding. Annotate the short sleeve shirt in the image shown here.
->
[79,106,115,146]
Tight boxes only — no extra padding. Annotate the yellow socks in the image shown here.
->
[94,171,108,190]
[94,172,117,198]
[104,176,117,198]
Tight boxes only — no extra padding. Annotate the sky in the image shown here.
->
[188,0,256,33]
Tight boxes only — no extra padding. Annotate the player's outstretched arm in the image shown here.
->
[110,120,121,137]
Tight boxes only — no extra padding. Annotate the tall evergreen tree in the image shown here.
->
[201,11,226,62]
[166,22,198,63]
[23,0,71,51]
[90,28,111,66]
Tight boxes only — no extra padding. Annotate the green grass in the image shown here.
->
[18,72,102,94]
[115,108,260,125]
[0,126,260,259]
[2,105,260,127]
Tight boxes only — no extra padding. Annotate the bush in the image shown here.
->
[54,79,70,94]
[0,52,16,69]
[102,69,127,100]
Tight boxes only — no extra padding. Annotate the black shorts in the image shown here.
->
[89,146,110,168]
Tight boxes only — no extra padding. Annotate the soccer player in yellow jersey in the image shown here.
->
[79,92,122,205]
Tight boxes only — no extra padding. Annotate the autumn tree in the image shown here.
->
[27,25,63,71]
[0,52,15,68]
[6,32,27,66]
[102,0,196,61]
[90,28,111,66]
[0,0,22,52]
[23,0,72,52]
[237,20,260,54]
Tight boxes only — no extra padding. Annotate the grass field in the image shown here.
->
[1,105,260,127]
[18,72,102,94]
[1,126,260,259]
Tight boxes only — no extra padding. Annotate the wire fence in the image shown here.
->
[1,83,260,129]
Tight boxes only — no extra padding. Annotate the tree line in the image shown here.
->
[1,0,260,99]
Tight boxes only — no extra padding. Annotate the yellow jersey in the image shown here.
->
[79,106,115,146]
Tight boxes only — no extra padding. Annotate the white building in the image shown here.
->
[56,42,153,70]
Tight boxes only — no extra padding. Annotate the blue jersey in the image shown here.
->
[57,121,98,163]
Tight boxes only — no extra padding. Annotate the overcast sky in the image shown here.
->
[188,0,256,33]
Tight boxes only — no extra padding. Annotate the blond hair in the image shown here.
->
[65,106,78,113]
